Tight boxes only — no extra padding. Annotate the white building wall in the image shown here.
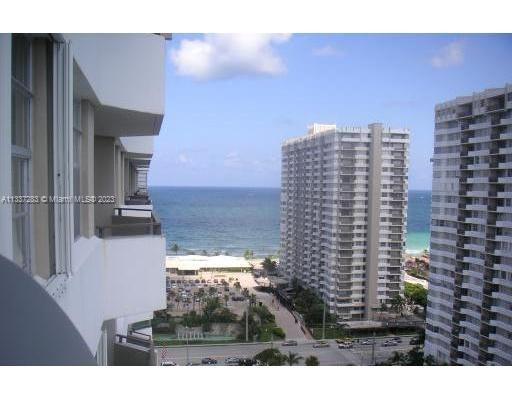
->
[280,124,409,321]
[426,84,512,365]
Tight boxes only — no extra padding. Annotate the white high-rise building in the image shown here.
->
[280,123,409,321]
[425,84,512,365]
[0,33,168,365]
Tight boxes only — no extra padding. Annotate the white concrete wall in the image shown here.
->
[64,34,165,116]
[120,136,154,157]
[103,235,166,321]
[57,234,165,354]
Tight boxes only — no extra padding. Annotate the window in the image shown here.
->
[73,100,82,239]
[11,34,32,273]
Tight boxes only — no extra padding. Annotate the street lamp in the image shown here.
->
[245,299,249,342]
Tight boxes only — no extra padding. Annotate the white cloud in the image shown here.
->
[431,41,464,68]
[176,153,191,165]
[224,151,242,168]
[171,34,292,80]
[312,44,342,57]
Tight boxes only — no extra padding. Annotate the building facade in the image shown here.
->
[280,123,409,321]
[0,33,168,365]
[425,84,512,365]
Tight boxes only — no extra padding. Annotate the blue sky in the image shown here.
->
[149,34,512,190]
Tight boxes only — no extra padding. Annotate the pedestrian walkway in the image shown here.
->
[247,280,307,340]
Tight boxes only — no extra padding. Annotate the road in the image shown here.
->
[156,336,417,366]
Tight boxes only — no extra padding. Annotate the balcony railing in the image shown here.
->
[96,207,162,238]
[125,194,151,205]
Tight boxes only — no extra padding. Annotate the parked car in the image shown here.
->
[335,338,352,345]
[201,357,218,365]
[392,336,402,343]
[201,279,206,284]
[282,340,298,346]
[213,279,219,284]
[409,337,420,345]
[313,340,330,348]
[360,339,373,345]
[382,340,398,347]
[225,357,240,365]
[338,342,353,349]
[161,360,177,366]
[238,358,256,366]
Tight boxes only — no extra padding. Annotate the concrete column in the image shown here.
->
[124,157,130,198]
[94,136,116,229]
[0,34,13,259]
[32,39,51,278]
[81,100,95,238]
[365,123,383,320]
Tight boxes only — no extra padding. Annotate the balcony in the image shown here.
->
[97,206,162,238]
[125,193,151,205]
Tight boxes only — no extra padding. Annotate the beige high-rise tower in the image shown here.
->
[280,123,410,321]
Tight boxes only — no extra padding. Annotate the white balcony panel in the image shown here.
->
[103,235,166,321]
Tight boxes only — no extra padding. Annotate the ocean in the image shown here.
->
[150,187,431,257]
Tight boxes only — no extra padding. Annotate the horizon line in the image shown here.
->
[148,184,433,191]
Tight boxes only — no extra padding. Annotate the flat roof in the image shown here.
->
[165,255,252,271]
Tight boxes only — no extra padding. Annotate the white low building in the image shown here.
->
[0,33,169,365]
[166,255,252,275]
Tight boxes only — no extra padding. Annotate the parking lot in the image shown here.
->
[156,336,418,366]
[166,272,250,317]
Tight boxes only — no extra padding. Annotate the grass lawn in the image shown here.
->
[153,333,238,347]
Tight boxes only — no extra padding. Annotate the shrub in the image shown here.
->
[272,326,285,339]
[254,348,284,366]
[305,355,319,366]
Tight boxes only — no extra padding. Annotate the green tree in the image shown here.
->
[253,348,284,366]
[283,351,303,366]
[391,294,406,315]
[208,286,217,297]
[404,282,428,308]
[244,249,254,260]
[170,243,179,255]
[234,281,241,291]
[305,355,319,366]
[261,257,277,274]
[201,249,208,256]
[203,297,221,322]
[242,288,250,298]
[249,293,257,306]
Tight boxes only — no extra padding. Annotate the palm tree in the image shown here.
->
[224,294,229,306]
[233,281,241,292]
[305,355,319,366]
[170,243,179,255]
[283,351,303,366]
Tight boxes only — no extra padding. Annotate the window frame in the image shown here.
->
[11,34,34,274]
